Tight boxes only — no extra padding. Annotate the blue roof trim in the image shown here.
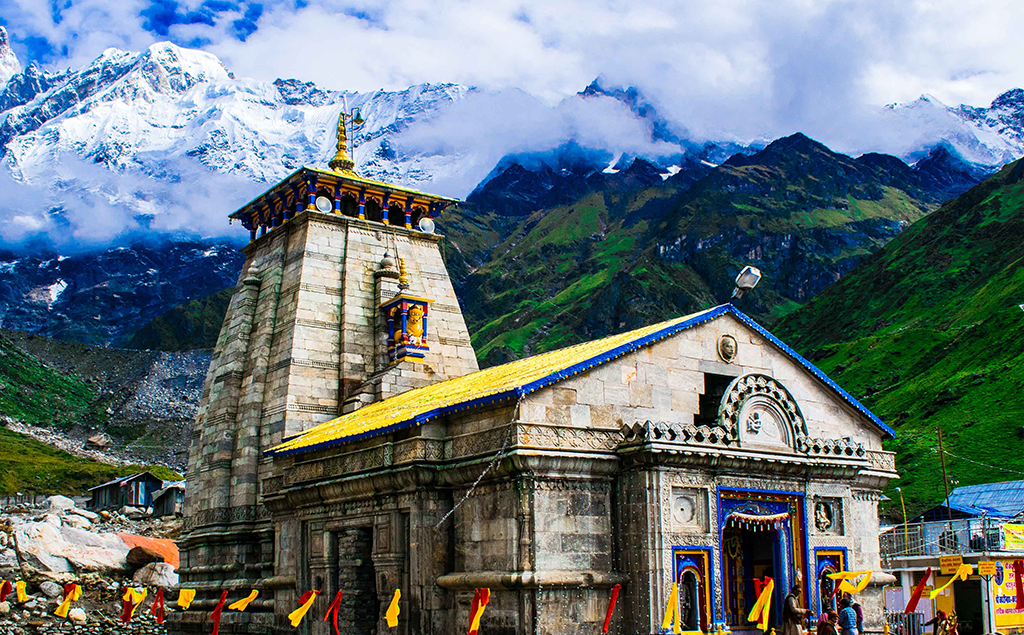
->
[271,302,892,458]
[724,305,894,438]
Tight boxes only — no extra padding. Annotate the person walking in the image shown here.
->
[839,597,859,635]
[783,583,813,635]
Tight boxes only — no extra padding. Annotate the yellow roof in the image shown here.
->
[268,305,727,456]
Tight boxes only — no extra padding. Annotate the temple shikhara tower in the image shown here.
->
[174,113,899,635]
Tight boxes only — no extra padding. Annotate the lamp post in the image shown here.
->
[731,266,762,300]
[895,486,909,554]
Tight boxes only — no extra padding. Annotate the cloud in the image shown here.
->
[0,155,259,250]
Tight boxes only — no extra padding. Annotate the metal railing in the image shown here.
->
[880,518,1007,563]
[885,611,924,635]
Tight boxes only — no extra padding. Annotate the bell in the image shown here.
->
[352,109,365,126]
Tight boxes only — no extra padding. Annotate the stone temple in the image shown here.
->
[173,120,899,635]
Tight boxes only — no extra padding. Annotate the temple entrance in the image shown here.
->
[724,527,781,629]
[336,527,377,635]
[815,549,846,615]
[720,491,808,633]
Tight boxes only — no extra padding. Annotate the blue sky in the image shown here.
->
[1,0,1023,143]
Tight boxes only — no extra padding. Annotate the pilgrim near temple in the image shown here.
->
[171,112,900,635]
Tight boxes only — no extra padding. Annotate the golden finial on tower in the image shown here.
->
[398,257,410,290]
[329,97,364,174]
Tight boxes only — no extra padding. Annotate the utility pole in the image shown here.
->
[937,427,953,524]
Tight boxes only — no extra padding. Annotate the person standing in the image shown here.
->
[783,583,813,635]
[839,597,859,635]
[818,611,840,635]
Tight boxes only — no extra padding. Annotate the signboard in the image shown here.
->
[979,561,997,576]
[993,560,1024,630]
[940,555,963,575]
[1003,523,1024,551]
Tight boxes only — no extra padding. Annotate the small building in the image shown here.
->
[881,480,1024,635]
[152,481,186,517]
[87,472,166,510]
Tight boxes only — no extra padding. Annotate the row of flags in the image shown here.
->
[0,579,497,634]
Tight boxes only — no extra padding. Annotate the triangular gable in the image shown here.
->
[268,304,891,457]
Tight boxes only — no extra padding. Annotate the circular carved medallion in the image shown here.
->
[718,334,738,363]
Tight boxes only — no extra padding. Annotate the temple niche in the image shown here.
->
[172,113,899,635]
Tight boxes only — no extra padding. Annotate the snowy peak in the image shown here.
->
[0,27,22,87]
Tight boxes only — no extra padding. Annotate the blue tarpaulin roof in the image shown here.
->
[939,480,1024,519]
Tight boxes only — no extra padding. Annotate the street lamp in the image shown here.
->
[896,487,909,553]
[731,266,762,300]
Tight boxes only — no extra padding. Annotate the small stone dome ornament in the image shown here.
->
[379,251,396,271]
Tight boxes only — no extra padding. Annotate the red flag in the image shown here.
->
[151,589,165,624]
[904,567,932,614]
[1014,561,1024,610]
[211,590,229,635]
[62,583,76,600]
[120,591,135,624]
[602,584,621,634]
[0,581,11,603]
[322,590,344,635]
[468,588,490,635]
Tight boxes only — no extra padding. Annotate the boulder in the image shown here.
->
[39,514,61,527]
[38,582,61,598]
[119,506,146,520]
[126,546,164,569]
[68,607,86,623]
[13,520,129,578]
[132,562,178,588]
[62,515,91,530]
[0,601,9,614]
[85,434,111,450]
[68,508,99,522]
[43,496,75,511]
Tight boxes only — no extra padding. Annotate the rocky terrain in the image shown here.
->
[0,495,181,635]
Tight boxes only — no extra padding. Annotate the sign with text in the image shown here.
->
[1003,524,1024,551]
[979,561,997,576]
[993,560,1024,629]
[940,555,963,575]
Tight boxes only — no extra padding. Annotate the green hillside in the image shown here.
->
[0,426,180,495]
[774,160,1024,517]
[0,332,181,493]
[442,134,963,367]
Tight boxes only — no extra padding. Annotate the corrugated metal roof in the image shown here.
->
[268,304,892,457]
[945,480,1024,518]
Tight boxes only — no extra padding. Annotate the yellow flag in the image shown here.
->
[177,589,196,610]
[930,564,972,599]
[288,591,319,627]
[386,589,401,628]
[748,578,775,632]
[828,571,873,595]
[130,588,148,617]
[229,590,259,611]
[54,585,82,618]
[662,582,682,634]
[15,581,27,603]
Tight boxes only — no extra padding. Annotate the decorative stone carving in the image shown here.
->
[718,334,738,363]
[670,487,707,532]
[813,498,843,535]
[718,374,807,450]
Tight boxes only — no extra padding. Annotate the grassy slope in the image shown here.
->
[0,333,182,493]
[0,427,181,495]
[774,160,1024,517]
[444,136,942,367]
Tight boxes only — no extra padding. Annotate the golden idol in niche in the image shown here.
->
[407,305,425,345]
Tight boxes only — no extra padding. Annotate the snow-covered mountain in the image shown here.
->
[0,28,20,88]
[0,40,470,187]
[884,90,1024,166]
